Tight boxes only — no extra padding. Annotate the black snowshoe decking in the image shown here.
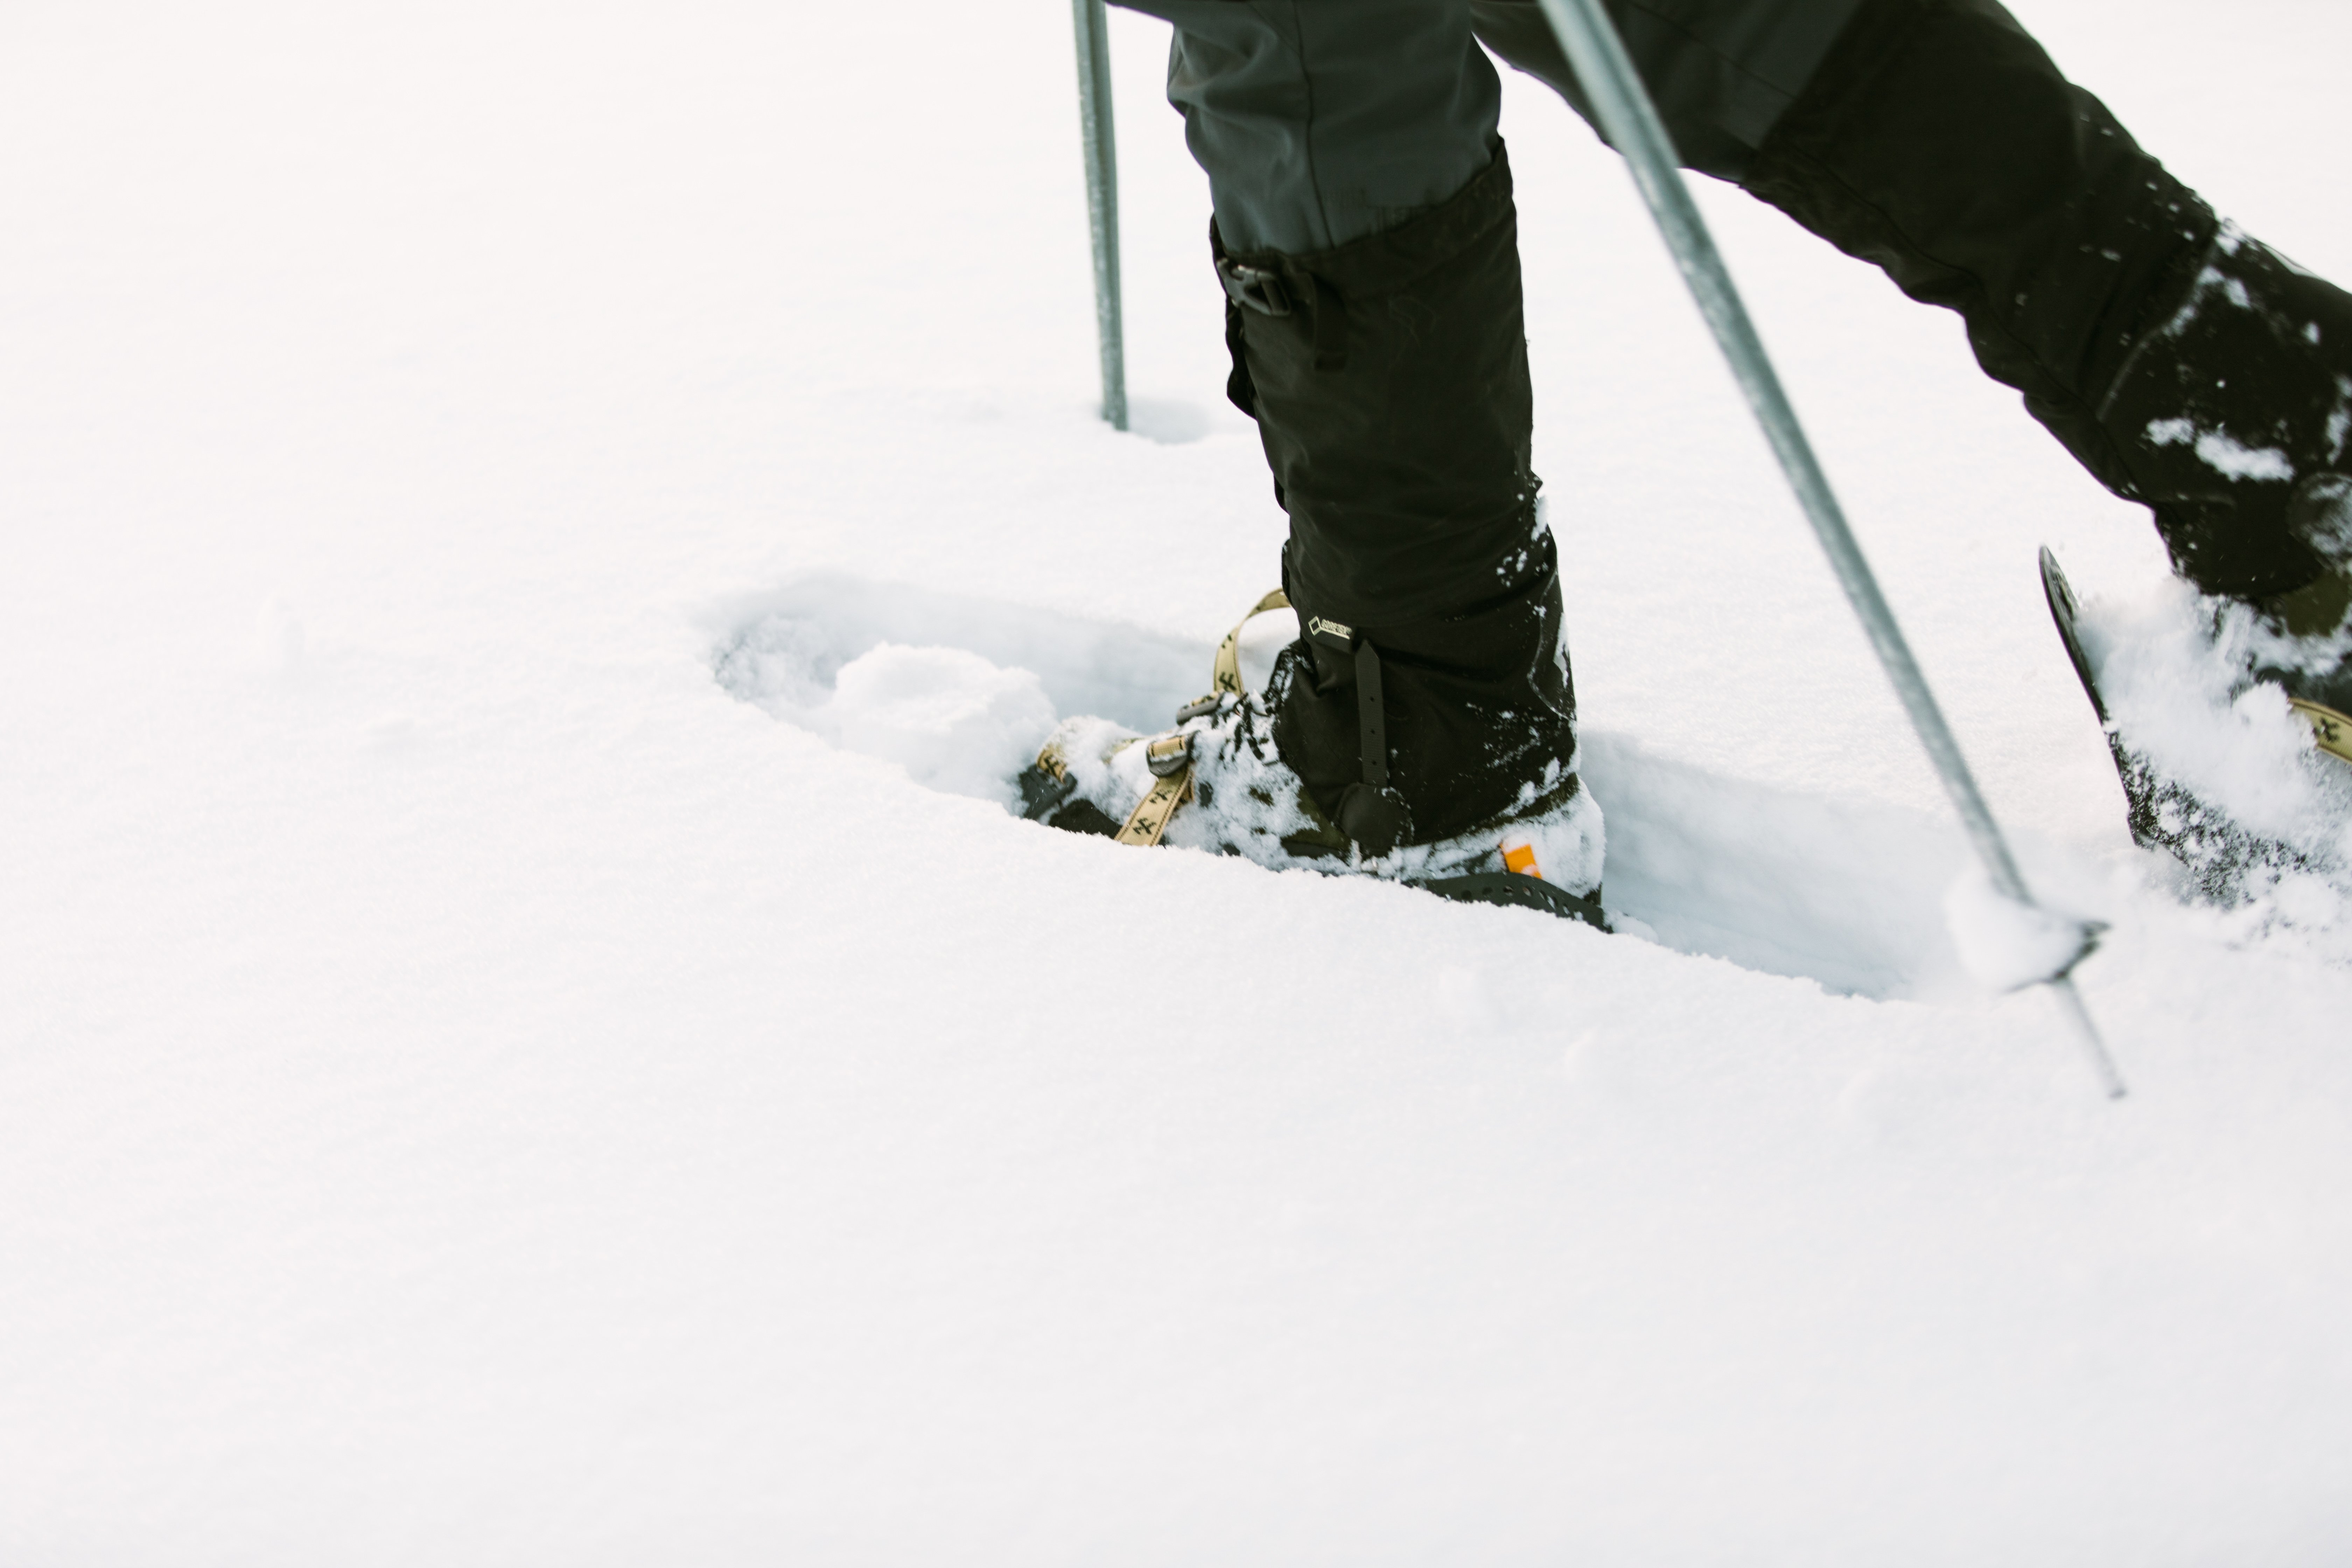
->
[2038,546,2319,897]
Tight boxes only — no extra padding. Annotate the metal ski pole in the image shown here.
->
[1533,0,2126,1099]
[1071,0,1128,431]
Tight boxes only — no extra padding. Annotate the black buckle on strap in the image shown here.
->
[1216,258,1292,317]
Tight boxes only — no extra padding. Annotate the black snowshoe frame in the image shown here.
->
[2040,546,2326,900]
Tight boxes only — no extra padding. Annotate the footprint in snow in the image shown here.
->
[712,572,2037,1001]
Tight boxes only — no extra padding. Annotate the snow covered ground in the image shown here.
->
[6,1,2352,1560]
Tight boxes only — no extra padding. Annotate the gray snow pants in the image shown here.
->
[1111,0,2345,611]
[1086,0,2352,852]
[1112,0,1862,254]
[1084,0,2352,850]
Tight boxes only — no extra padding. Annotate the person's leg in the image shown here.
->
[1110,1,1589,860]
[1735,0,2346,606]
[1141,0,1502,254]
[1470,0,1861,182]
[1476,0,2351,609]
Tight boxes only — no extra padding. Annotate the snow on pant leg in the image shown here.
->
[1107,2,1580,851]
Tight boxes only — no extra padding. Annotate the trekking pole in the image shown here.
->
[1534,0,2126,1099]
[1071,0,1128,430]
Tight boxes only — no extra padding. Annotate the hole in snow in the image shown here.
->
[712,574,1989,999]
[711,572,1205,735]
[1122,398,1228,446]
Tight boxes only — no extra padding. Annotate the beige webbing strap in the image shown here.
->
[1210,589,1291,696]
[1109,590,1286,847]
[1115,769,1191,846]
[2292,697,2352,764]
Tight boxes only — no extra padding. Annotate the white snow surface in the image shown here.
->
[7,1,2352,1561]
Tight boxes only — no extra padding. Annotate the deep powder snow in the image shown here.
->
[6,2,2352,1564]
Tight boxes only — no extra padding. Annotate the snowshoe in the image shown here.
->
[2040,546,2351,898]
[1017,591,1609,929]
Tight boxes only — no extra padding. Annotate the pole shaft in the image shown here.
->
[1534,0,2022,897]
[1072,0,1127,431]
[1533,0,2123,1092]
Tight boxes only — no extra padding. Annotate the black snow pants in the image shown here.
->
[1112,0,2352,849]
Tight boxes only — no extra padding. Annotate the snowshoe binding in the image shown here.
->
[1017,591,1609,929]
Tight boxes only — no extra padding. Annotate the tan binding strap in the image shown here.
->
[1113,589,1286,847]
[1115,769,1191,846]
[1210,589,1291,696]
[2291,697,2352,764]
